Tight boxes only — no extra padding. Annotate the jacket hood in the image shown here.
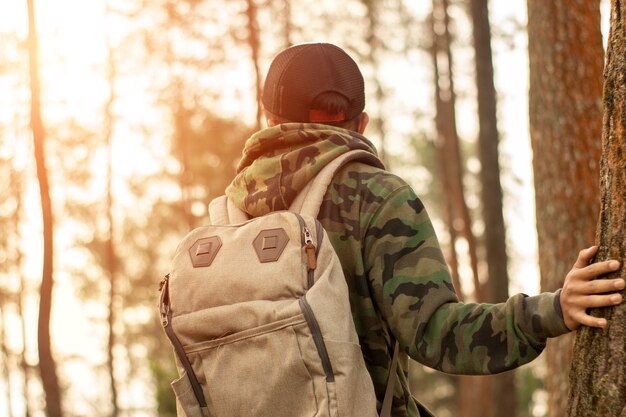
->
[225,123,380,217]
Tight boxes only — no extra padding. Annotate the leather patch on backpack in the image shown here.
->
[189,236,222,267]
[253,228,289,262]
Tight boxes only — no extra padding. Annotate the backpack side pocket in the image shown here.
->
[171,371,208,417]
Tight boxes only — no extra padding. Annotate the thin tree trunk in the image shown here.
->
[527,1,604,416]
[470,0,508,305]
[245,0,262,131]
[362,0,389,167]
[17,278,31,417]
[430,7,463,302]
[173,99,195,229]
[26,0,63,416]
[431,2,484,415]
[0,304,14,417]
[104,15,119,417]
[282,0,292,48]
[568,0,626,414]
[469,1,514,415]
[9,145,31,417]
[431,0,482,303]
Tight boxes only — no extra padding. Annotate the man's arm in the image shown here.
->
[363,184,622,374]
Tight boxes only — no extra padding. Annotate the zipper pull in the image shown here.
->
[158,273,169,292]
[158,274,171,327]
[303,226,317,270]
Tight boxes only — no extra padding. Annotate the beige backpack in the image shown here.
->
[159,150,398,417]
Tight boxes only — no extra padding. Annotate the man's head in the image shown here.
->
[262,43,369,133]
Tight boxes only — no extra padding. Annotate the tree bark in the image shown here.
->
[568,1,626,415]
[27,0,63,416]
[527,1,604,416]
[470,0,514,415]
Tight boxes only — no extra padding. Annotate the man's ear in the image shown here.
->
[357,112,369,134]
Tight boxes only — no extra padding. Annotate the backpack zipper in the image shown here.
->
[294,213,334,383]
[303,226,317,270]
[299,297,335,383]
[295,213,317,288]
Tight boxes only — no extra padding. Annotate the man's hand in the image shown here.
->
[560,246,623,330]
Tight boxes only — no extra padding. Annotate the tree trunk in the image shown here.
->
[104,21,120,417]
[27,0,63,416]
[17,278,31,417]
[8,146,32,417]
[245,0,262,131]
[469,0,514,415]
[361,0,389,167]
[281,0,292,48]
[431,0,482,303]
[568,1,626,415]
[0,303,15,417]
[430,1,484,415]
[527,1,604,416]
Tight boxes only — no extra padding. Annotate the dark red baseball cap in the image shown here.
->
[262,43,365,123]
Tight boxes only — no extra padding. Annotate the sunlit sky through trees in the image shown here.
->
[0,0,611,414]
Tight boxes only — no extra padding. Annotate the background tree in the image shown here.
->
[360,0,390,165]
[430,1,485,415]
[26,0,63,415]
[245,0,263,130]
[568,0,626,414]
[470,0,514,415]
[430,0,481,304]
[527,1,604,416]
[103,10,120,415]
[0,143,30,417]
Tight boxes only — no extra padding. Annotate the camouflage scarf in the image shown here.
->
[226,123,380,217]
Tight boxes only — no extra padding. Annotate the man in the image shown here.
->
[224,43,623,416]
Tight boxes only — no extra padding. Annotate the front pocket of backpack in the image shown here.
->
[188,316,320,417]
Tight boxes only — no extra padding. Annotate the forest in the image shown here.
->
[1,0,624,416]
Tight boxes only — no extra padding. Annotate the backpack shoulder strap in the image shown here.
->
[208,195,249,226]
[290,150,384,218]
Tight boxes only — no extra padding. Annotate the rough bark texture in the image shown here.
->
[470,0,514,415]
[527,1,604,416]
[568,1,626,415]
[27,0,63,416]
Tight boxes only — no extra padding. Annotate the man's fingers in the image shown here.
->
[574,246,598,268]
[573,312,608,328]
[583,277,626,294]
[571,293,623,309]
[575,260,621,281]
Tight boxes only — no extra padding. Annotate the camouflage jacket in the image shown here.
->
[225,123,570,417]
